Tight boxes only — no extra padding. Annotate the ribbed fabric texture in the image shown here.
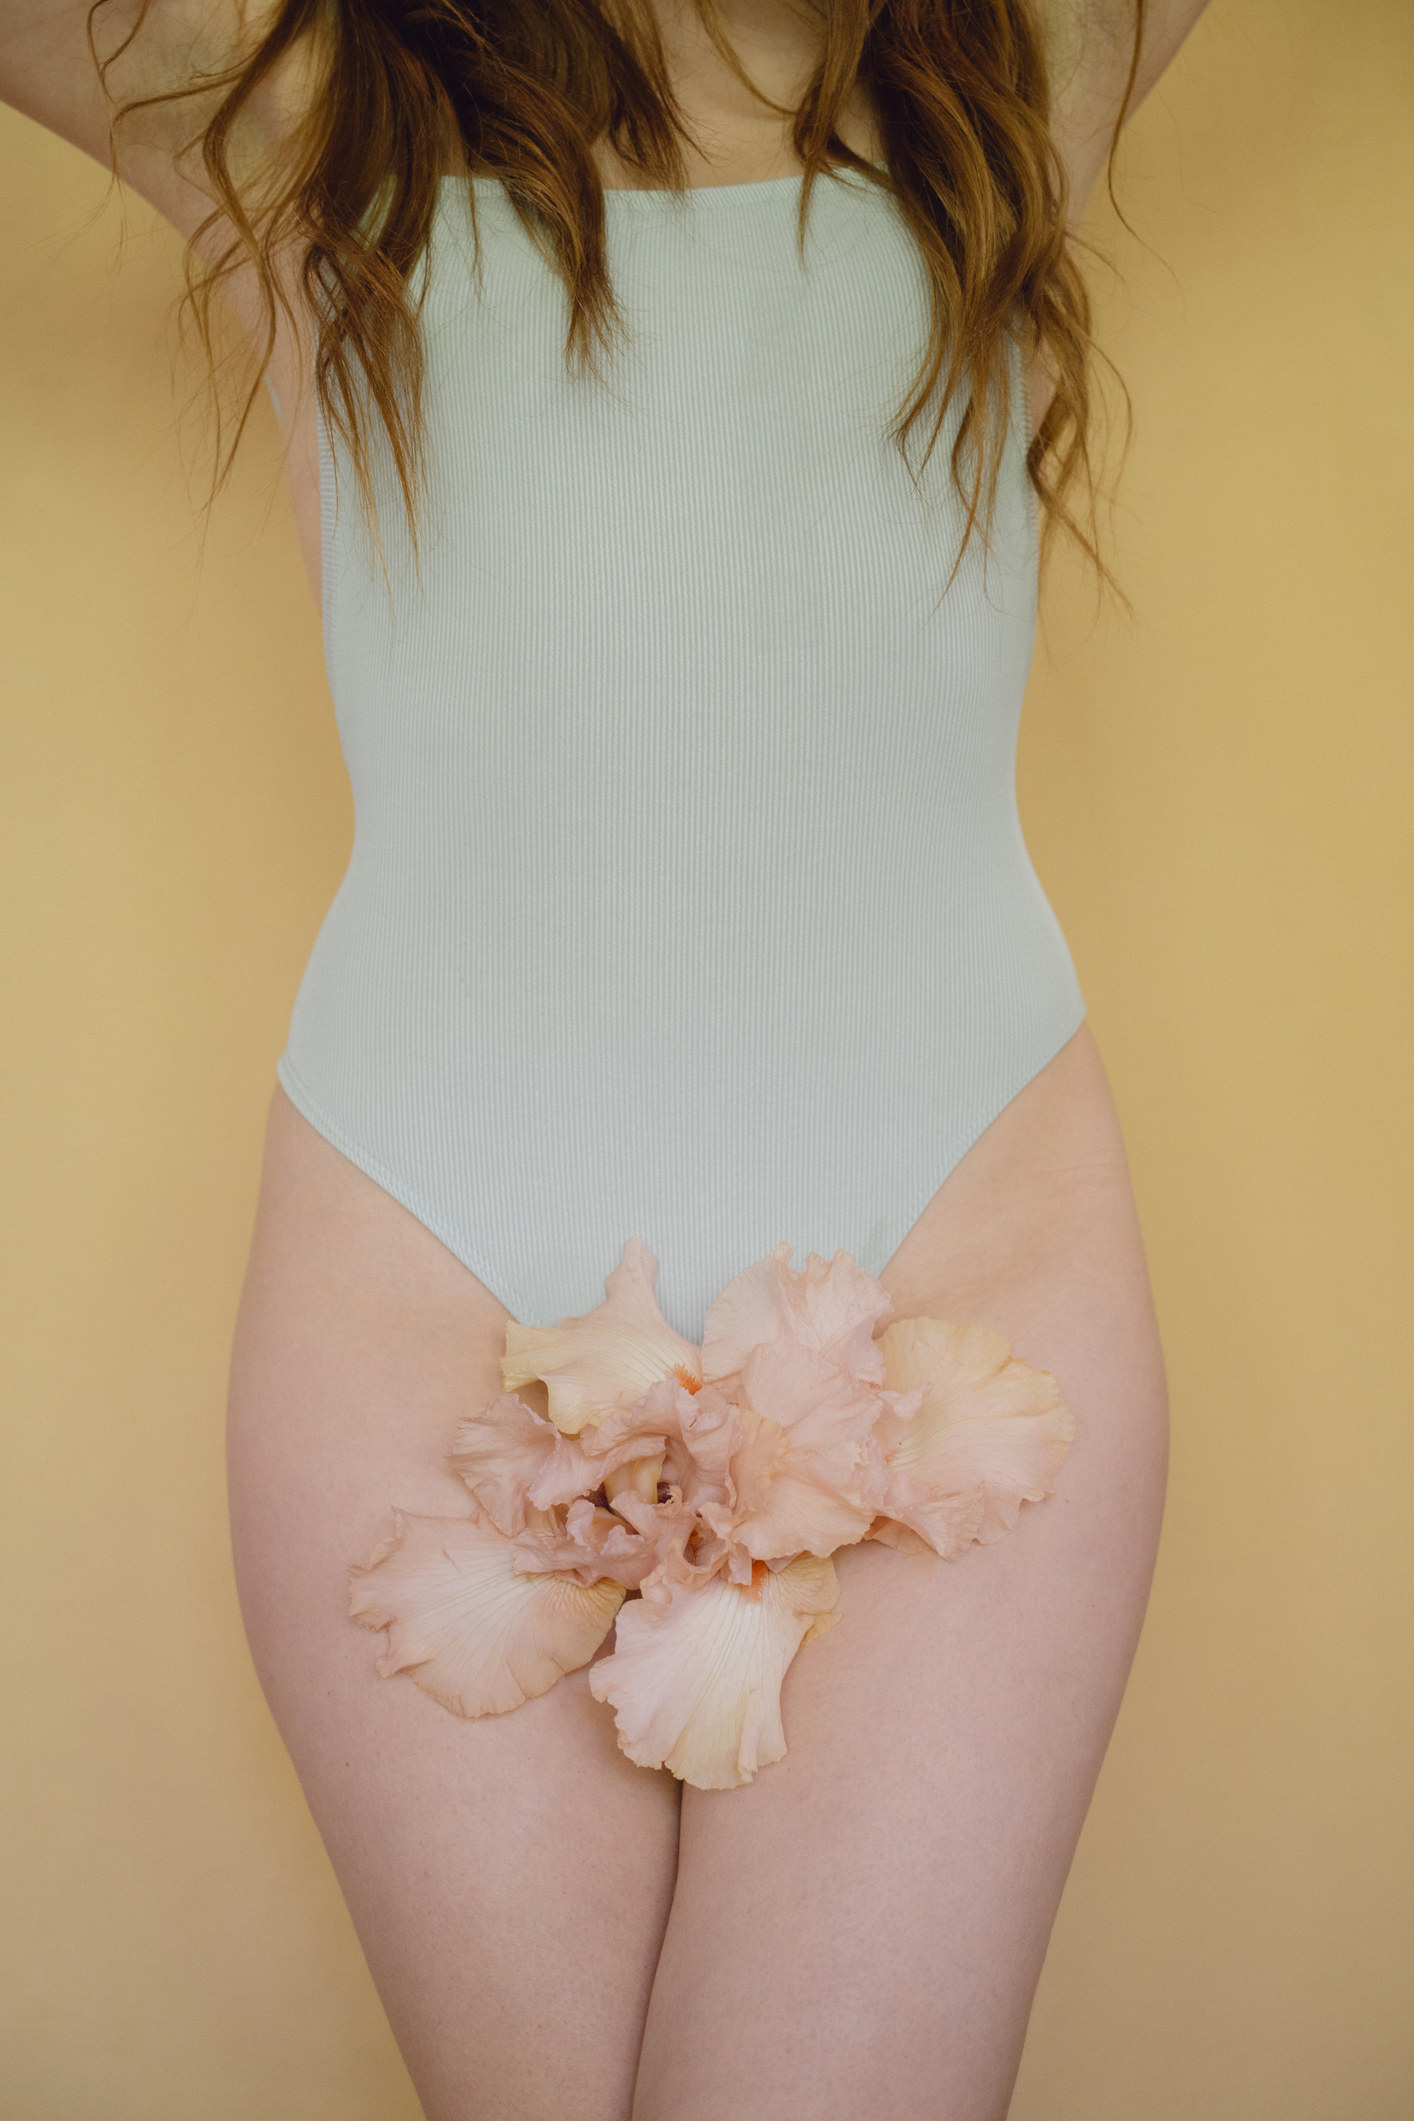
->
[278,169,1086,1339]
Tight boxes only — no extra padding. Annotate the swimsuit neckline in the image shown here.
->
[444,167,886,212]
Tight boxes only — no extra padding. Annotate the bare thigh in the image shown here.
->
[630,1026,1169,2121]
[226,1088,681,2121]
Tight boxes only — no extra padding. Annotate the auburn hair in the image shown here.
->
[91,0,1143,591]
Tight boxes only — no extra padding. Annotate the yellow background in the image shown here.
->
[2,2,1410,2112]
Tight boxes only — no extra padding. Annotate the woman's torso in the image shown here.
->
[184,34,1152,1355]
[263,167,1087,1335]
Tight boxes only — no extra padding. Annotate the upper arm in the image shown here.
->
[0,0,302,241]
[0,2,128,165]
[0,1,182,164]
[1035,0,1213,227]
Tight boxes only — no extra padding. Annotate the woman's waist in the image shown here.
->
[294,853,1078,1026]
[283,890,1084,1166]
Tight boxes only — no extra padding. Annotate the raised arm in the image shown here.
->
[1,1,330,595]
[1039,0,1213,225]
[0,0,297,239]
[1018,0,1209,435]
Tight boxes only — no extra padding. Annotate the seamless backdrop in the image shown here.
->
[2,3,1411,2115]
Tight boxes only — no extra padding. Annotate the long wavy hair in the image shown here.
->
[91,0,1143,591]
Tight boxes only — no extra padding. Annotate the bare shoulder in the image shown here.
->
[0,0,320,242]
[1031,0,1213,221]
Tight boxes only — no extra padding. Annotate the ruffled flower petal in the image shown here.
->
[869,1317,1075,1558]
[500,1237,703,1434]
[598,1488,703,1579]
[524,1423,652,1513]
[701,1243,894,1388]
[519,1374,732,1514]
[510,1497,662,1590]
[607,1376,743,1518]
[864,1514,930,1555]
[707,1342,882,1560]
[725,1407,873,1560]
[738,1338,883,1441]
[587,1553,840,1789]
[349,1511,624,1716]
[449,1393,559,1535]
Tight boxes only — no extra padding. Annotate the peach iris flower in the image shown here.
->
[351,1238,1073,1789]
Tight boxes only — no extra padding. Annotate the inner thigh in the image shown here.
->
[226,1087,681,2121]
[630,1030,1169,2121]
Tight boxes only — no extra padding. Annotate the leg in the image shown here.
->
[630,1028,1168,2120]
[227,1088,681,2121]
